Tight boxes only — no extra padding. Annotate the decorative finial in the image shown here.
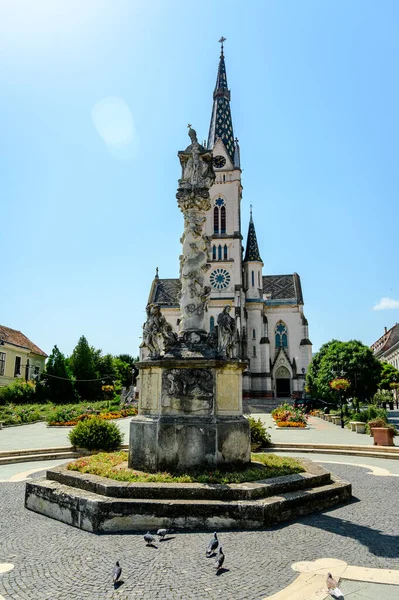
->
[235,137,239,144]
[155,267,159,279]
[250,204,253,222]
[219,36,226,56]
[187,123,192,129]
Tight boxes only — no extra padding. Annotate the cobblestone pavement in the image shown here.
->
[1,461,399,600]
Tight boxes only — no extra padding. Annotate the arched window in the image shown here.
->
[218,245,222,260]
[213,206,219,233]
[252,329,256,339]
[275,321,288,348]
[210,316,215,332]
[220,206,226,233]
[223,244,228,260]
[223,174,226,183]
[212,246,216,260]
[258,271,260,287]
[253,346,257,357]
[251,270,255,287]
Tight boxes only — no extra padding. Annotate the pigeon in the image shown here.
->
[326,573,344,598]
[214,547,225,572]
[157,528,173,540]
[144,531,155,546]
[206,532,219,557]
[113,561,122,587]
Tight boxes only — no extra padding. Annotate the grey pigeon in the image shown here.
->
[326,573,344,598]
[144,531,155,546]
[113,561,122,587]
[157,528,172,540]
[214,547,225,571]
[206,532,219,556]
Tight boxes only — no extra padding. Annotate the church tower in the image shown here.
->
[204,38,245,342]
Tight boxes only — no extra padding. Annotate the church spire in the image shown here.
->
[207,37,235,161]
[244,206,262,262]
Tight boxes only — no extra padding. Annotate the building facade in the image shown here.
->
[0,325,47,387]
[371,323,399,370]
[144,45,312,401]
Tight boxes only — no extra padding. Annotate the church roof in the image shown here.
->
[207,42,235,162]
[263,273,304,304]
[151,278,181,306]
[243,210,262,262]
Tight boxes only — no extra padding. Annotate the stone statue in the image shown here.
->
[178,127,215,192]
[142,303,178,359]
[217,306,236,358]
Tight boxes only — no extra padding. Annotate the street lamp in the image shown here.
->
[331,366,345,429]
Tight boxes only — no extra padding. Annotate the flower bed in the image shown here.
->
[48,407,137,427]
[275,421,306,428]
[271,403,308,427]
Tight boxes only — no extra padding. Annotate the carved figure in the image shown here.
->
[142,304,177,358]
[217,306,236,358]
[178,128,215,191]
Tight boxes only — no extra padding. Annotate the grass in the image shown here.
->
[67,451,305,484]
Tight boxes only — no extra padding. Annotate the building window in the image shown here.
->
[223,174,226,182]
[213,206,219,233]
[218,245,222,260]
[0,352,5,376]
[14,356,21,377]
[253,346,257,357]
[220,206,226,233]
[34,364,40,377]
[224,244,228,260]
[251,270,255,287]
[252,329,256,339]
[275,322,288,348]
[258,271,260,287]
[25,358,30,381]
[210,316,215,332]
[212,246,216,260]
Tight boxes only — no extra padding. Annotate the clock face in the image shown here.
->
[210,268,231,290]
[213,155,226,169]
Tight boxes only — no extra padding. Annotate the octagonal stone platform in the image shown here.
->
[25,459,352,532]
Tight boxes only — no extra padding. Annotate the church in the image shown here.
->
[143,42,312,402]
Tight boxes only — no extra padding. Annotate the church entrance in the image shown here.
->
[275,366,291,398]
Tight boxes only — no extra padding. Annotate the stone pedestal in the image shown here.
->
[129,355,250,472]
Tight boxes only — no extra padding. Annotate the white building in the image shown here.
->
[144,44,312,402]
[371,323,399,370]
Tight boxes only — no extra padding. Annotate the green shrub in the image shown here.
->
[68,417,123,451]
[0,380,37,405]
[246,416,271,450]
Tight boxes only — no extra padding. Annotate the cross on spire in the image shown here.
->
[219,36,226,56]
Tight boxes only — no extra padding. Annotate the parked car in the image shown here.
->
[294,398,332,413]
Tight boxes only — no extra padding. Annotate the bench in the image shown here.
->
[324,414,332,422]
[330,415,341,425]
[350,421,366,434]
[0,421,3,430]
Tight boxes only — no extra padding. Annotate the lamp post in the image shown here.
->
[331,367,345,429]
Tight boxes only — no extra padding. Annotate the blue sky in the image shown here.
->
[1,0,399,358]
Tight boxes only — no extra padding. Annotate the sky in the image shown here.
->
[1,0,399,359]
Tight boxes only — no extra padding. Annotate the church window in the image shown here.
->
[253,346,257,357]
[221,206,226,233]
[223,174,226,182]
[251,270,255,287]
[218,245,222,260]
[210,316,215,332]
[258,271,260,287]
[212,246,216,260]
[224,244,228,260]
[252,329,256,339]
[213,207,219,233]
[275,322,288,348]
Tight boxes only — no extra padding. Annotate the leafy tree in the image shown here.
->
[114,355,139,388]
[307,340,381,406]
[306,340,337,395]
[69,336,100,401]
[379,362,399,390]
[44,345,77,404]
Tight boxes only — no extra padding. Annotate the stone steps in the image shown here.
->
[0,451,81,465]
[25,460,351,532]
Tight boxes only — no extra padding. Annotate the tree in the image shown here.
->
[44,345,77,404]
[307,340,382,406]
[379,362,399,390]
[114,354,139,388]
[69,336,100,401]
